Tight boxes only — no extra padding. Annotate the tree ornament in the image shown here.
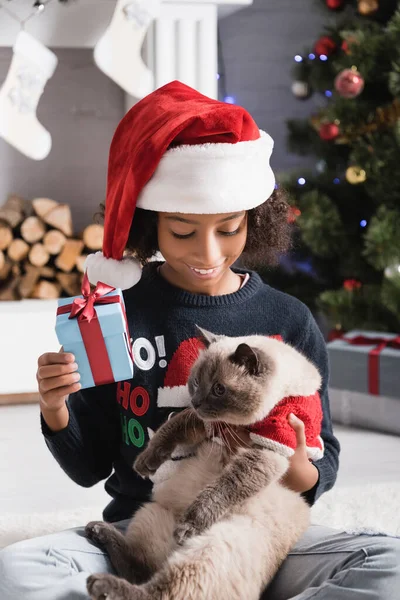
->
[341,35,359,55]
[326,0,346,9]
[291,80,311,99]
[346,166,367,184]
[314,36,337,57]
[358,0,379,16]
[334,67,364,99]
[287,206,301,223]
[343,279,362,291]
[384,263,400,280]
[319,122,340,141]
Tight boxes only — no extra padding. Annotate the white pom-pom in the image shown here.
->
[84,252,142,290]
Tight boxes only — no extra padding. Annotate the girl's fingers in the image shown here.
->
[39,372,81,394]
[288,413,307,448]
[37,362,78,381]
[38,352,75,367]
[40,382,82,405]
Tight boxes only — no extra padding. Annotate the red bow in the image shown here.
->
[68,273,115,322]
[342,334,400,395]
[344,335,400,351]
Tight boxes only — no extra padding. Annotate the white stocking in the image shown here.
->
[0,31,58,161]
[94,0,161,99]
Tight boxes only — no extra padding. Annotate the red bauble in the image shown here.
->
[287,206,301,224]
[343,279,362,291]
[319,122,340,141]
[314,36,337,57]
[326,0,346,9]
[334,68,364,99]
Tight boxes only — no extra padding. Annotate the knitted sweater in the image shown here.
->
[41,263,340,523]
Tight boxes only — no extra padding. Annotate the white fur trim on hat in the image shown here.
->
[137,130,275,214]
[84,251,142,290]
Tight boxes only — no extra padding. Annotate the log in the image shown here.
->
[0,222,13,251]
[32,197,58,220]
[82,224,104,250]
[0,275,21,301]
[20,216,46,244]
[43,204,73,237]
[31,280,61,299]
[29,243,50,267]
[7,239,30,262]
[18,265,42,299]
[40,266,56,279]
[0,259,11,281]
[75,254,88,273]
[56,272,82,296]
[0,194,25,228]
[55,239,84,273]
[43,229,66,255]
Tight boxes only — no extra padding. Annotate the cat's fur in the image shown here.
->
[85,329,321,600]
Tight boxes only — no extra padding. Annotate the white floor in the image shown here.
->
[1,403,400,516]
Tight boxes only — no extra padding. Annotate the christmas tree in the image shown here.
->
[266,0,400,335]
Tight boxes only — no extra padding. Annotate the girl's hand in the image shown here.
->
[36,349,81,412]
[280,413,319,494]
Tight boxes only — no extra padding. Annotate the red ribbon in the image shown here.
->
[57,273,133,386]
[342,334,400,395]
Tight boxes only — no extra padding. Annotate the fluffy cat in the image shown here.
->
[85,329,322,600]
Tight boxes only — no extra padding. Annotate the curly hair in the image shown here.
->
[97,187,292,269]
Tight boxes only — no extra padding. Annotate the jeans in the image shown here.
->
[0,522,399,599]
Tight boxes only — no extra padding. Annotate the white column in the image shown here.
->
[154,17,176,89]
[197,8,218,99]
[177,19,197,89]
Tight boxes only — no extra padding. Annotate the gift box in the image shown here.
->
[55,275,133,389]
[327,330,400,399]
[327,331,400,435]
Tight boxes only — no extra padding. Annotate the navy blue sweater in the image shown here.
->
[41,263,340,523]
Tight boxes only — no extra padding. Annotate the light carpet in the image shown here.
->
[1,482,399,550]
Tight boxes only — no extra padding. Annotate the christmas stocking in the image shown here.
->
[94,0,161,99]
[0,31,58,161]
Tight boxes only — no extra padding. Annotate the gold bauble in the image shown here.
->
[346,166,367,184]
[358,0,379,15]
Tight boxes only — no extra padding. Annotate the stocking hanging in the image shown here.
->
[0,31,58,161]
[94,0,161,99]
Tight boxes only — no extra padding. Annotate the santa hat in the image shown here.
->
[85,80,276,290]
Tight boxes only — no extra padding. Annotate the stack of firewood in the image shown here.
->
[0,194,104,301]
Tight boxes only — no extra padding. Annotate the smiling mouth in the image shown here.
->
[188,264,224,276]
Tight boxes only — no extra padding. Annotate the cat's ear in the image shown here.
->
[230,343,260,375]
[195,325,220,348]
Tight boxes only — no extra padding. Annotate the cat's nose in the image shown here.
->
[191,397,201,409]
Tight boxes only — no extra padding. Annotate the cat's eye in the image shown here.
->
[212,382,226,397]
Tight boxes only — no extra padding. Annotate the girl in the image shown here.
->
[1,81,399,600]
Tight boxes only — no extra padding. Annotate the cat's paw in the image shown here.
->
[87,574,145,600]
[133,448,166,478]
[173,520,202,546]
[85,521,115,547]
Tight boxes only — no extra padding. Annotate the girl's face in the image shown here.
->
[157,211,248,295]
